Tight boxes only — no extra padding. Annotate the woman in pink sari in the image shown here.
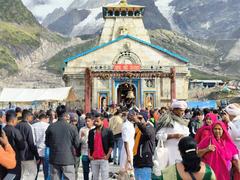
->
[198,121,240,180]
[195,113,217,143]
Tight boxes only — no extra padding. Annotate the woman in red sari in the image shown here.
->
[198,121,240,180]
[195,113,217,143]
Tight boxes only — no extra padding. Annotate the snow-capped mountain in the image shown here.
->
[22,0,240,41]
[171,0,240,39]
[41,0,170,37]
[47,9,91,36]
[155,0,180,32]
[70,8,104,37]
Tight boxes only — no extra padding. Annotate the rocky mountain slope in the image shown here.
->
[171,0,240,39]
[42,7,66,27]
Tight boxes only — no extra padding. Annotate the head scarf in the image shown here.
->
[194,113,217,143]
[171,100,188,110]
[203,113,218,125]
[225,103,240,117]
[198,121,238,180]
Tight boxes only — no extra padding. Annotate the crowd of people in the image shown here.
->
[1,101,240,180]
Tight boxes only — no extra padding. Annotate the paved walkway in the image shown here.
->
[38,163,120,180]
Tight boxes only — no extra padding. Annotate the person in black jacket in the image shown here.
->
[16,109,40,180]
[88,112,114,180]
[3,110,25,180]
[133,114,155,180]
[45,105,79,180]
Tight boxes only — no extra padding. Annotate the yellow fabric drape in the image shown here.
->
[133,127,142,156]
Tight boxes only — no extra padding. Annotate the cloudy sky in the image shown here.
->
[21,0,74,21]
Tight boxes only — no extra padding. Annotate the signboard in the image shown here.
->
[113,64,141,71]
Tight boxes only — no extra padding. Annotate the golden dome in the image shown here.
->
[120,0,128,6]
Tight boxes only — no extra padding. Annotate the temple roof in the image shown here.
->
[104,0,144,8]
[64,34,189,64]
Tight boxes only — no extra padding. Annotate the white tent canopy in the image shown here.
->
[0,87,77,102]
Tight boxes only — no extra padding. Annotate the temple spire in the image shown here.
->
[120,0,128,6]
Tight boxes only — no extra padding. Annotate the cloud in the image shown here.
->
[22,0,74,20]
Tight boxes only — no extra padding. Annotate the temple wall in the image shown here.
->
[64,39,187,75]
[100,17,150,44]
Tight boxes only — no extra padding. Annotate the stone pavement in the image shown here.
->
[37,163,120,180]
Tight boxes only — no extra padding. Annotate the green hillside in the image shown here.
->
[0,46,17,73]
[46,38,99,74]
[0,0,39,25]
[190,68,231,81]
[0,0,68,74]
[0,22,41,49]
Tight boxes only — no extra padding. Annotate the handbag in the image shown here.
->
[152,140,169,176]
[117,163,135,180]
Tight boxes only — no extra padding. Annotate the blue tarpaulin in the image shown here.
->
[187,100,217,109]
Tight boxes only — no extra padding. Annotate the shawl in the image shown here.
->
[133,127,141,156]
[198,121,239,180]
[156,112,188,132]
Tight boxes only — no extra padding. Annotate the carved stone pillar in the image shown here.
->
[85,68,92,113]
[170,67,176,101]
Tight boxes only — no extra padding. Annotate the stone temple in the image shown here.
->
[63,0,190,112]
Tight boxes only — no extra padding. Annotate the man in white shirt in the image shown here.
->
[156,100,189,166]
[32,113,49,180]
[223,103,240,150]
[120,110,136,172]
[79,113,95,180]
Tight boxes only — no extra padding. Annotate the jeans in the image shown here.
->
[113,136,123,165]
[36,157,49,180]
[82,155,90,180]
[91,160,109,180]
[134,167,152,180]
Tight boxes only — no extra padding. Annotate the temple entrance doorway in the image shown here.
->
[117,83,136,106]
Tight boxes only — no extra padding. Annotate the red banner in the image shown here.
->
[113,64,141,71]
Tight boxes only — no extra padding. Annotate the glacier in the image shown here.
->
[155,0,180,32]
